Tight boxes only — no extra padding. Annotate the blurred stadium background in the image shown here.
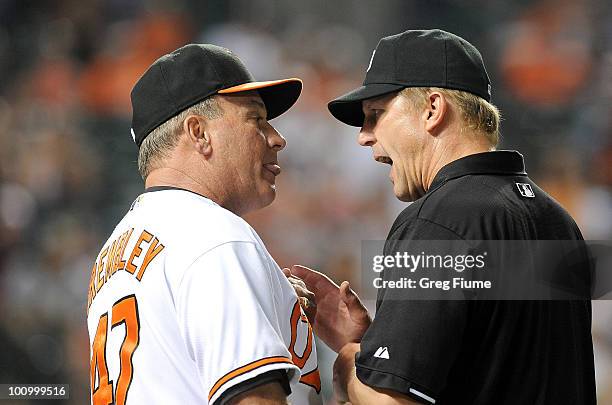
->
[0,0,610,403]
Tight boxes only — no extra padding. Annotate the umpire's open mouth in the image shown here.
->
[374,155,393,165]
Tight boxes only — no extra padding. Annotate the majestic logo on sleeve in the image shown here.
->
[373,346,390,359]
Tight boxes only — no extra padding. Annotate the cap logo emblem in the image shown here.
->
[367,50,376,72]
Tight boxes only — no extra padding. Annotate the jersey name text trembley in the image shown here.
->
[87,228,165,313]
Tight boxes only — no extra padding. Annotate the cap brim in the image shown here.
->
[219,78,302,120]
[328,83,405,127]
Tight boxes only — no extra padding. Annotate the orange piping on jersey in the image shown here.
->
[299,367,321,394]
[208,356,294,401]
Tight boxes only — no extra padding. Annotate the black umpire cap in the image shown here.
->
[130,44,302,147]
[328,29,491,127]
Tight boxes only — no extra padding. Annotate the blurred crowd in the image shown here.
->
[0,0,610,403]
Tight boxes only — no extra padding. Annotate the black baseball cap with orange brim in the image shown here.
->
[130,43,302,147]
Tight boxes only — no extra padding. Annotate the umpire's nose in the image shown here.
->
[358,128,376,147]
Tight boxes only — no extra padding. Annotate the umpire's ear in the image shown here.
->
[423,91,449,135]
[184,115,212,157]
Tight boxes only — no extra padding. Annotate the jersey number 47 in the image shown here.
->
[90,295,140,405]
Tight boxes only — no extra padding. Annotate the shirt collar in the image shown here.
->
[142,185,212,201]
[428,150,527,192]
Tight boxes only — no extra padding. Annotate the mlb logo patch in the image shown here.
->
[516,183,535,198]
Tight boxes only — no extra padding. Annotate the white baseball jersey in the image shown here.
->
[87,187,322,405]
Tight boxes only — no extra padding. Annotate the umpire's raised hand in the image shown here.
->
[287,265,371,353]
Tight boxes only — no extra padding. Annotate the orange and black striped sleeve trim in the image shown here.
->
[208,356,294,402]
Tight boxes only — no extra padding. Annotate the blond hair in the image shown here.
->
[400,87,501,146]
[137,97,223,180]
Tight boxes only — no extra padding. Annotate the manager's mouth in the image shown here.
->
[263,162,281,176]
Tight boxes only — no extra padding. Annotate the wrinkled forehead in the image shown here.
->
[219,90,266,115]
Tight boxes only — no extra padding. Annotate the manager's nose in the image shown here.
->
[267,124,287,151]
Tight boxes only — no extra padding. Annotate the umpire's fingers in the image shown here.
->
[292,264,337,290]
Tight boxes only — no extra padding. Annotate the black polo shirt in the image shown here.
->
[356,151,596,405]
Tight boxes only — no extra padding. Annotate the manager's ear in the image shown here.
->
[423,91,448,134]
[184,115,212,157]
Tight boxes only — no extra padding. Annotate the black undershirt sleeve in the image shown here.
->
[214,369,291,405]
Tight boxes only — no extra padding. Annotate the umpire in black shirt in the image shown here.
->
[292,29,596,405]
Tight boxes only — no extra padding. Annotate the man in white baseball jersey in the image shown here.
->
[86,44,321,405]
